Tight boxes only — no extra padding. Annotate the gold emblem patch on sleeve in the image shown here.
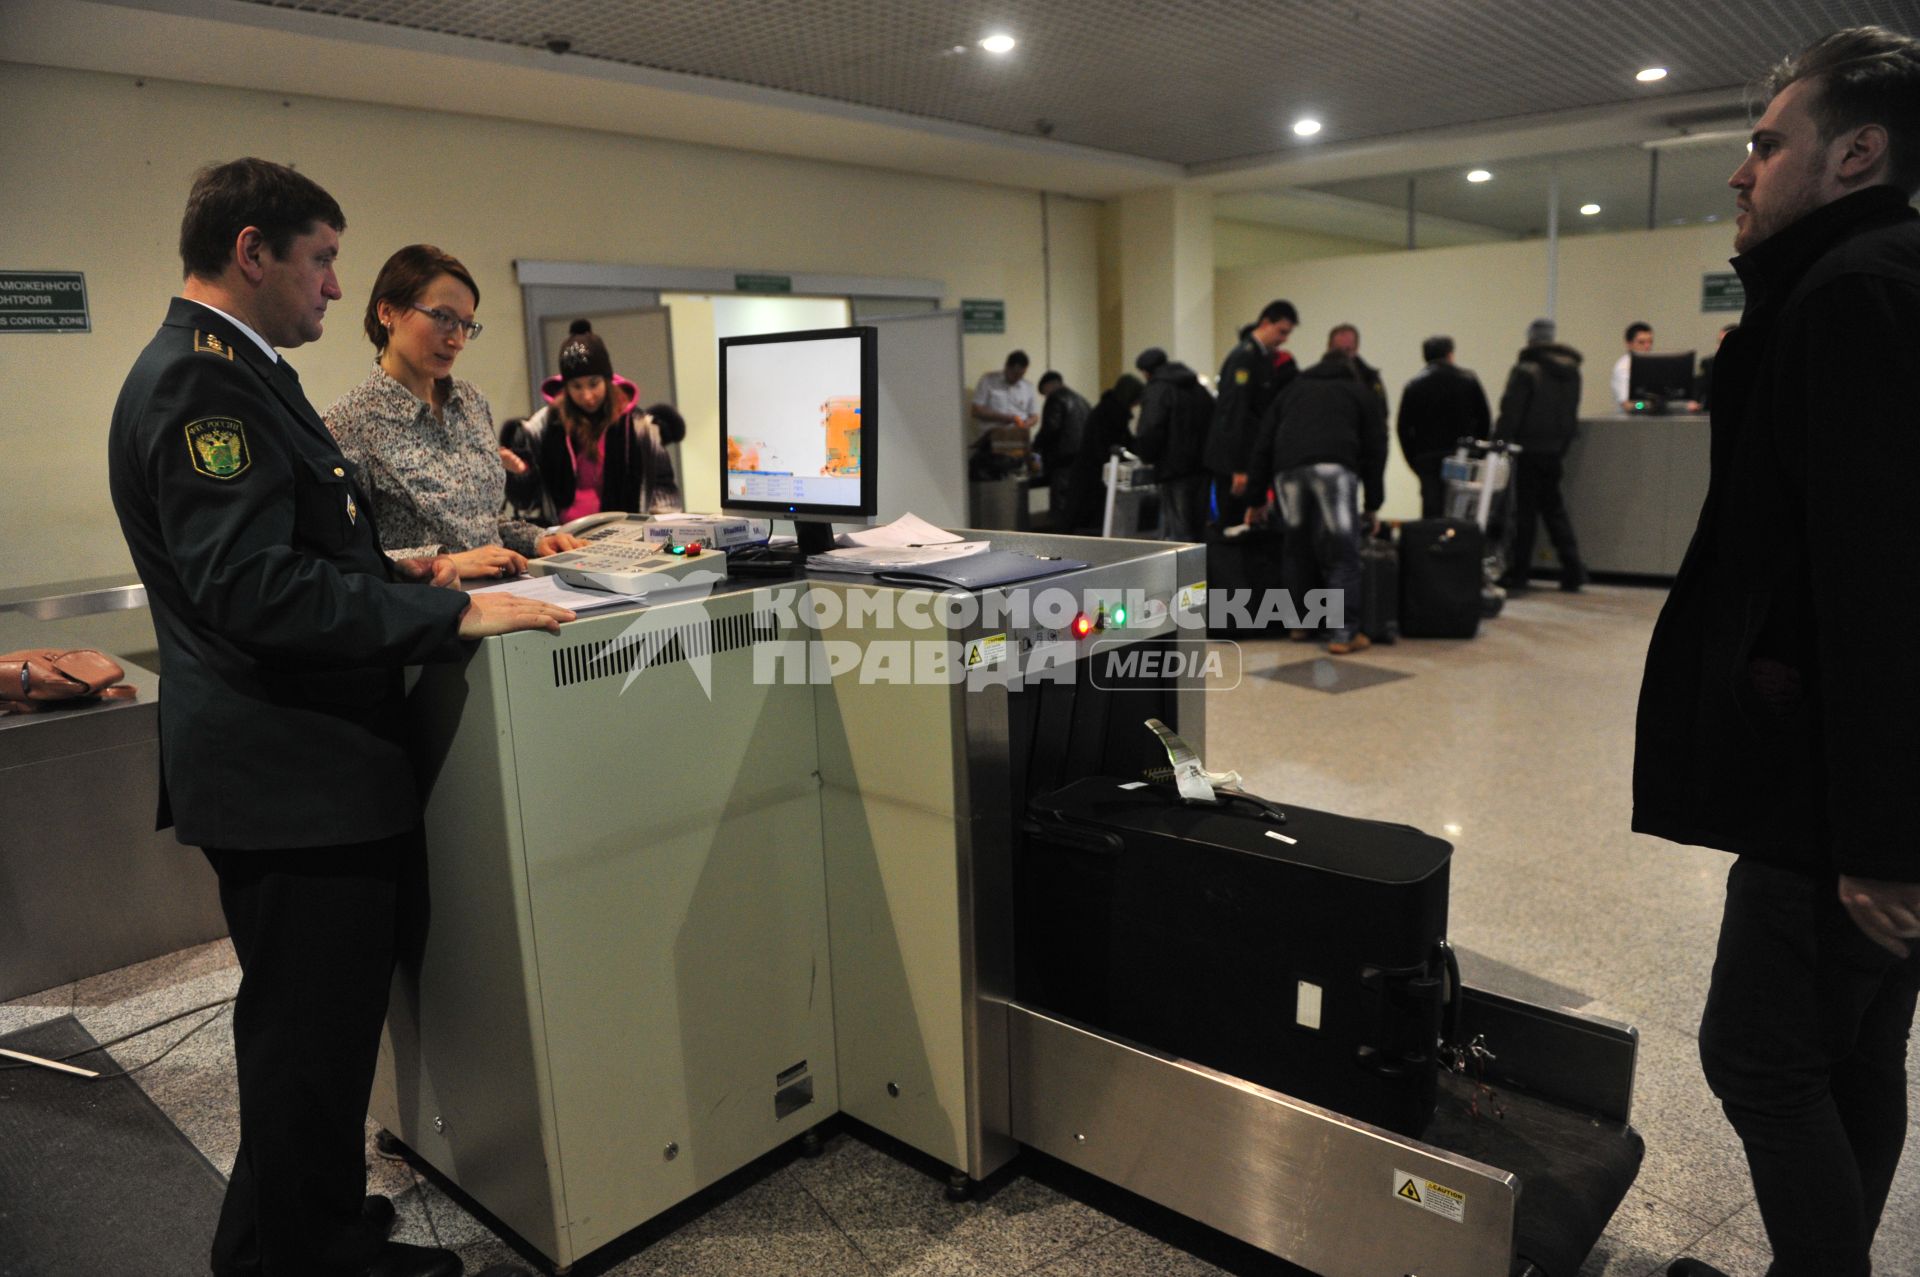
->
[1235,368,1250,385]
[193,331,235,359]
[185,417,251,480]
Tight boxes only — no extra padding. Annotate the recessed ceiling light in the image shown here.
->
[1637,66,1668,82]
[1467,169,1492,183]
[979,33,1016,54]
[1293,117,1322,137]
[1580,203,1602,216]
[1704,213,1721,222]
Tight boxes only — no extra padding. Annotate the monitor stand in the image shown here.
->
[795,520,838,556]
[725,518,839,579]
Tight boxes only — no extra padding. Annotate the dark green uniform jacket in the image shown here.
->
[108,298,470,851]
[1205,333,1292,479]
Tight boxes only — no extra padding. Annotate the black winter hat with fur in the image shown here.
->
[557,318,613,382]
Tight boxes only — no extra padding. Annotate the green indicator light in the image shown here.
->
[1111,606,1127,626]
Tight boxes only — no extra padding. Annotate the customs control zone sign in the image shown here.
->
[0,272,89,332]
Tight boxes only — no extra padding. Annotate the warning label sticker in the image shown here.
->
[1176,581,1206,612]
[1393,1169,1465,1223]
[964,634,1008,669]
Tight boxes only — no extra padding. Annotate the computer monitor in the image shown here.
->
[720,325,878,556]
[1627,351,1697,414]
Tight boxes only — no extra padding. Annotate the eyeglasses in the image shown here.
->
[409,303,483,340]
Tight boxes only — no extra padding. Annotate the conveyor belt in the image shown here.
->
[1424,1069,1645,1277]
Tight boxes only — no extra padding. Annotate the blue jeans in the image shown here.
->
[1276,463,1362,642]
[1699,857,1920,1276]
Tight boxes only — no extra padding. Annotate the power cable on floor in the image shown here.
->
[0,996,236,1080]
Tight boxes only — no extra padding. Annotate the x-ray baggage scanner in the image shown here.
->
[375,529,1640,1277]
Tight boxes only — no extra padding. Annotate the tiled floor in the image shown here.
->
[8,583,1919,1276]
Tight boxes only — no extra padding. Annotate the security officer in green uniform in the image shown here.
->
[1206,299,1298,528]
[108,158,569,1277]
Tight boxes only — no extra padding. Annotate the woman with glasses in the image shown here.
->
[499,319,683,526]
[325,243,582,579]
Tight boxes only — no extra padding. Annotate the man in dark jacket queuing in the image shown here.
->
[1131,347,1214,541]
[1493,318,1587,592]
[1328,323,1388,421]
[1206,299,1298,529]
[1634,27,1920,1277]
[1063,373,1145,535]
[1397,335,1491,518]
[1031,370,1090,530]
[1246,351,1388,656]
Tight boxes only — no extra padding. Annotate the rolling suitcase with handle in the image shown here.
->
[1399,517,1484,638]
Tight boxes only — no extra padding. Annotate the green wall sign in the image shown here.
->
[734,273,793,294]
[0,271,89,332]
[961,299,1006,334]
[1702,272,1745,313]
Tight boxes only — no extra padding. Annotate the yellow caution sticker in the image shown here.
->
[1176,581,1206,612]
[1393,1169,1465,1223]
[964,634,1008,669]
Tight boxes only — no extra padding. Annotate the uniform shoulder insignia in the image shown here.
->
[193,331,236,359]
[185,417,252,480]
[1234,368,1250,385]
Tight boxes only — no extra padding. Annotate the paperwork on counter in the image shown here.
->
[469,573,654,612]
[810,513,991,573]
[832,513,964,549]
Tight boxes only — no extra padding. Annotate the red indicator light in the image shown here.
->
[1072,614,1094,638]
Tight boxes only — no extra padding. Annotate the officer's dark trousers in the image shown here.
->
[205,829,429,1277]
[1159,474,1210,543]
[1509,453,1582,584]
[1699,857,1920,1277]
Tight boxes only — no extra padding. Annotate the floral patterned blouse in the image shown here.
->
[324,364,544,559]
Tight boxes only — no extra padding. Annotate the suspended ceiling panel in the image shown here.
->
[1311,137,1756,239]
[248,0,1915,166]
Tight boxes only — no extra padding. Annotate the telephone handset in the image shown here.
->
[556,512,653,545]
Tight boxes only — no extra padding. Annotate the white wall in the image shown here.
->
[0,62,1101,587]
[1215,222,1749,518]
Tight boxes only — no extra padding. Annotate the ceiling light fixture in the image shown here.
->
[1580,203,1602,216]
[1467,169,1492,183]
[979,33,1016,54]
[1293,117,1322,137]
[1637,66,1668,82]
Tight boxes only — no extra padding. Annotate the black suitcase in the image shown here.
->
[1399,517,1484,638]
[1358,527,1399,643]
[1203,524,1289,636]
[1018,777,1455,1135]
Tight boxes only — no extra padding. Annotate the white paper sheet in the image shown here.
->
[467,574,651,611]
[833,513,963,549]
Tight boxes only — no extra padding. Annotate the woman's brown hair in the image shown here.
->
[362,244,479,352]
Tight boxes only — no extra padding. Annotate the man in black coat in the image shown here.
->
[1206,299,1298,529]
[109,158,568,1277]
[1063,374,1144,534]
[1633,29,1920,1277]
[1397,335,1491,518]
[1030,369,1090,530]
[1493,318,1587,591]
[1131,347,1214,542]
[1245,351,1388,655]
